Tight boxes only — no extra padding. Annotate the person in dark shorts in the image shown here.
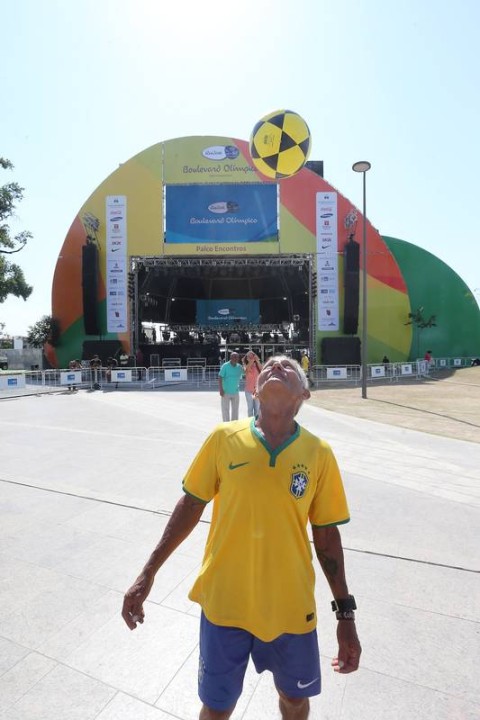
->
[123,355,361,719]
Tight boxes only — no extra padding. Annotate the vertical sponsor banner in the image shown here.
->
[106,196,128,333]
[316,192,339,331]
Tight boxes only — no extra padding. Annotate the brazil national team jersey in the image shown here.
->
[183,418,350,642]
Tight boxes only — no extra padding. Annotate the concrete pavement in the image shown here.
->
[0,388,479,719]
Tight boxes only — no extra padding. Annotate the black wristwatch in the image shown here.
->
[331,594,357,612]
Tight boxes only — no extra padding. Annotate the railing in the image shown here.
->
[0,357,477,396]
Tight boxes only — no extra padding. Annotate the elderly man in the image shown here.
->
[123,355,361,720]
[218,351,243,421]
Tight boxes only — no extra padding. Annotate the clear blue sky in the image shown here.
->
[1,0,479,336]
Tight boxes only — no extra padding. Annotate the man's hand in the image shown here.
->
[122,572,154,630]
[331,621,362,673]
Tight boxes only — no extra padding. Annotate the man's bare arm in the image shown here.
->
[312,525,349,597]
[312,525,361,674]
[122,493,206,629]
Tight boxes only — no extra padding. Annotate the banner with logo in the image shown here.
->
[106,196,128,333]
[163,136,258,184]
[60,371,82,386]
[316,192,339,331]
[196,299,260,326]
[166,185,278,244]
[0,374,26,389]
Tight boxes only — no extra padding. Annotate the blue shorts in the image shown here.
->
[198,613,321,712]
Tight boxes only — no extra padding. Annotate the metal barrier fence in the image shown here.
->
[0,357,477,396]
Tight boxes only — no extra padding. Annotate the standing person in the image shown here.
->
[242,350,262,418]
[105,356,117,384]
[67,358,81,391]
[218,351,243,421]
[300,350,312,387]
[135,347,144,381]
[89,354,102,390]
[424,349,433,374]
[123,355,361,720]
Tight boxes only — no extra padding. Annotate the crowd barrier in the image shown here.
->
[0,357,477,396]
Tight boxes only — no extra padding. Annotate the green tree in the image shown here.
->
[0,321,13,348]
[0,157,33,302]
[26,315,60,348]
[405,306,437,358]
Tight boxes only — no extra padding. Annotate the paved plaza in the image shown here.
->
[0,387,479,719]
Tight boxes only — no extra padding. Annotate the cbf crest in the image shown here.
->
[290,464,310,499]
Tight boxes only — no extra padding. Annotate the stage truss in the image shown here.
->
[129,254,317,360]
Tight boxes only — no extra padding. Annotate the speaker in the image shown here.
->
[344,240,360,272]
[343,240,360,335]
[305,160,324,178]
[82,244,100,335]
[321,337,361,365]
[344,272,359,334]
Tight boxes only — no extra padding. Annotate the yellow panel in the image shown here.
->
[163,137,257,184]
[365,276,412,355]
[279,206,315,253]
[79,160,163,281]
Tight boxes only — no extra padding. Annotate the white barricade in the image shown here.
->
[326,367,348,380]
[60,371,82,386]
[0,373,26,390]
[165,368,188,382]
[112,369,132,383]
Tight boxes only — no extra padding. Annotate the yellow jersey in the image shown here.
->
[183,418,349,641]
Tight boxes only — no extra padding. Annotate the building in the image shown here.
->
[48,136,480,368]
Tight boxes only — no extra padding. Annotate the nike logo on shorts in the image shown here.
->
[229,461,249,470]
[297,678,319,689]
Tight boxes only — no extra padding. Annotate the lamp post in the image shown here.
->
[352,161,371,399]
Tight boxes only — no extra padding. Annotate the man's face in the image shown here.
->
[257,357,306,400]
[230,353,239,365]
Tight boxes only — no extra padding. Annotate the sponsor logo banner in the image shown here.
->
[60,371,82,385]
[163,137,256,184]
[165,184,278,244]
[106,196,128,334]
[196,299,260,326]
[112,369,132,382]
[316,192,339,331]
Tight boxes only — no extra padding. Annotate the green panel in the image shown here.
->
[383,236,480,359]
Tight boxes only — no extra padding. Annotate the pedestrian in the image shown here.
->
[300,350,312,387]
[218,351,243,421]
[135,348,144,381]
[424,349,433,374]
[242,350,262,418]
[67,358,81,391]
[89,354,102,390]
[123,355,361,719]
[119,350,129,367]
[105,356,117,383]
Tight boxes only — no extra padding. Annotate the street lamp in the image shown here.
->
[352,161,372,399]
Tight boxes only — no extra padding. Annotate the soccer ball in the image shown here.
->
[249,110,311,179]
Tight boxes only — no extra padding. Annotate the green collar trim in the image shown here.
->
[250,418,300,467]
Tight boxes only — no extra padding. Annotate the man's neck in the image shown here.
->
[255,409,297,449]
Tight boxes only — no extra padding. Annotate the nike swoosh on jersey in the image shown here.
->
[228,461,250,470]
[297,678,319,689]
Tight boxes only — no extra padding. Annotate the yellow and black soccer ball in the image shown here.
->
[249,109,311,179]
